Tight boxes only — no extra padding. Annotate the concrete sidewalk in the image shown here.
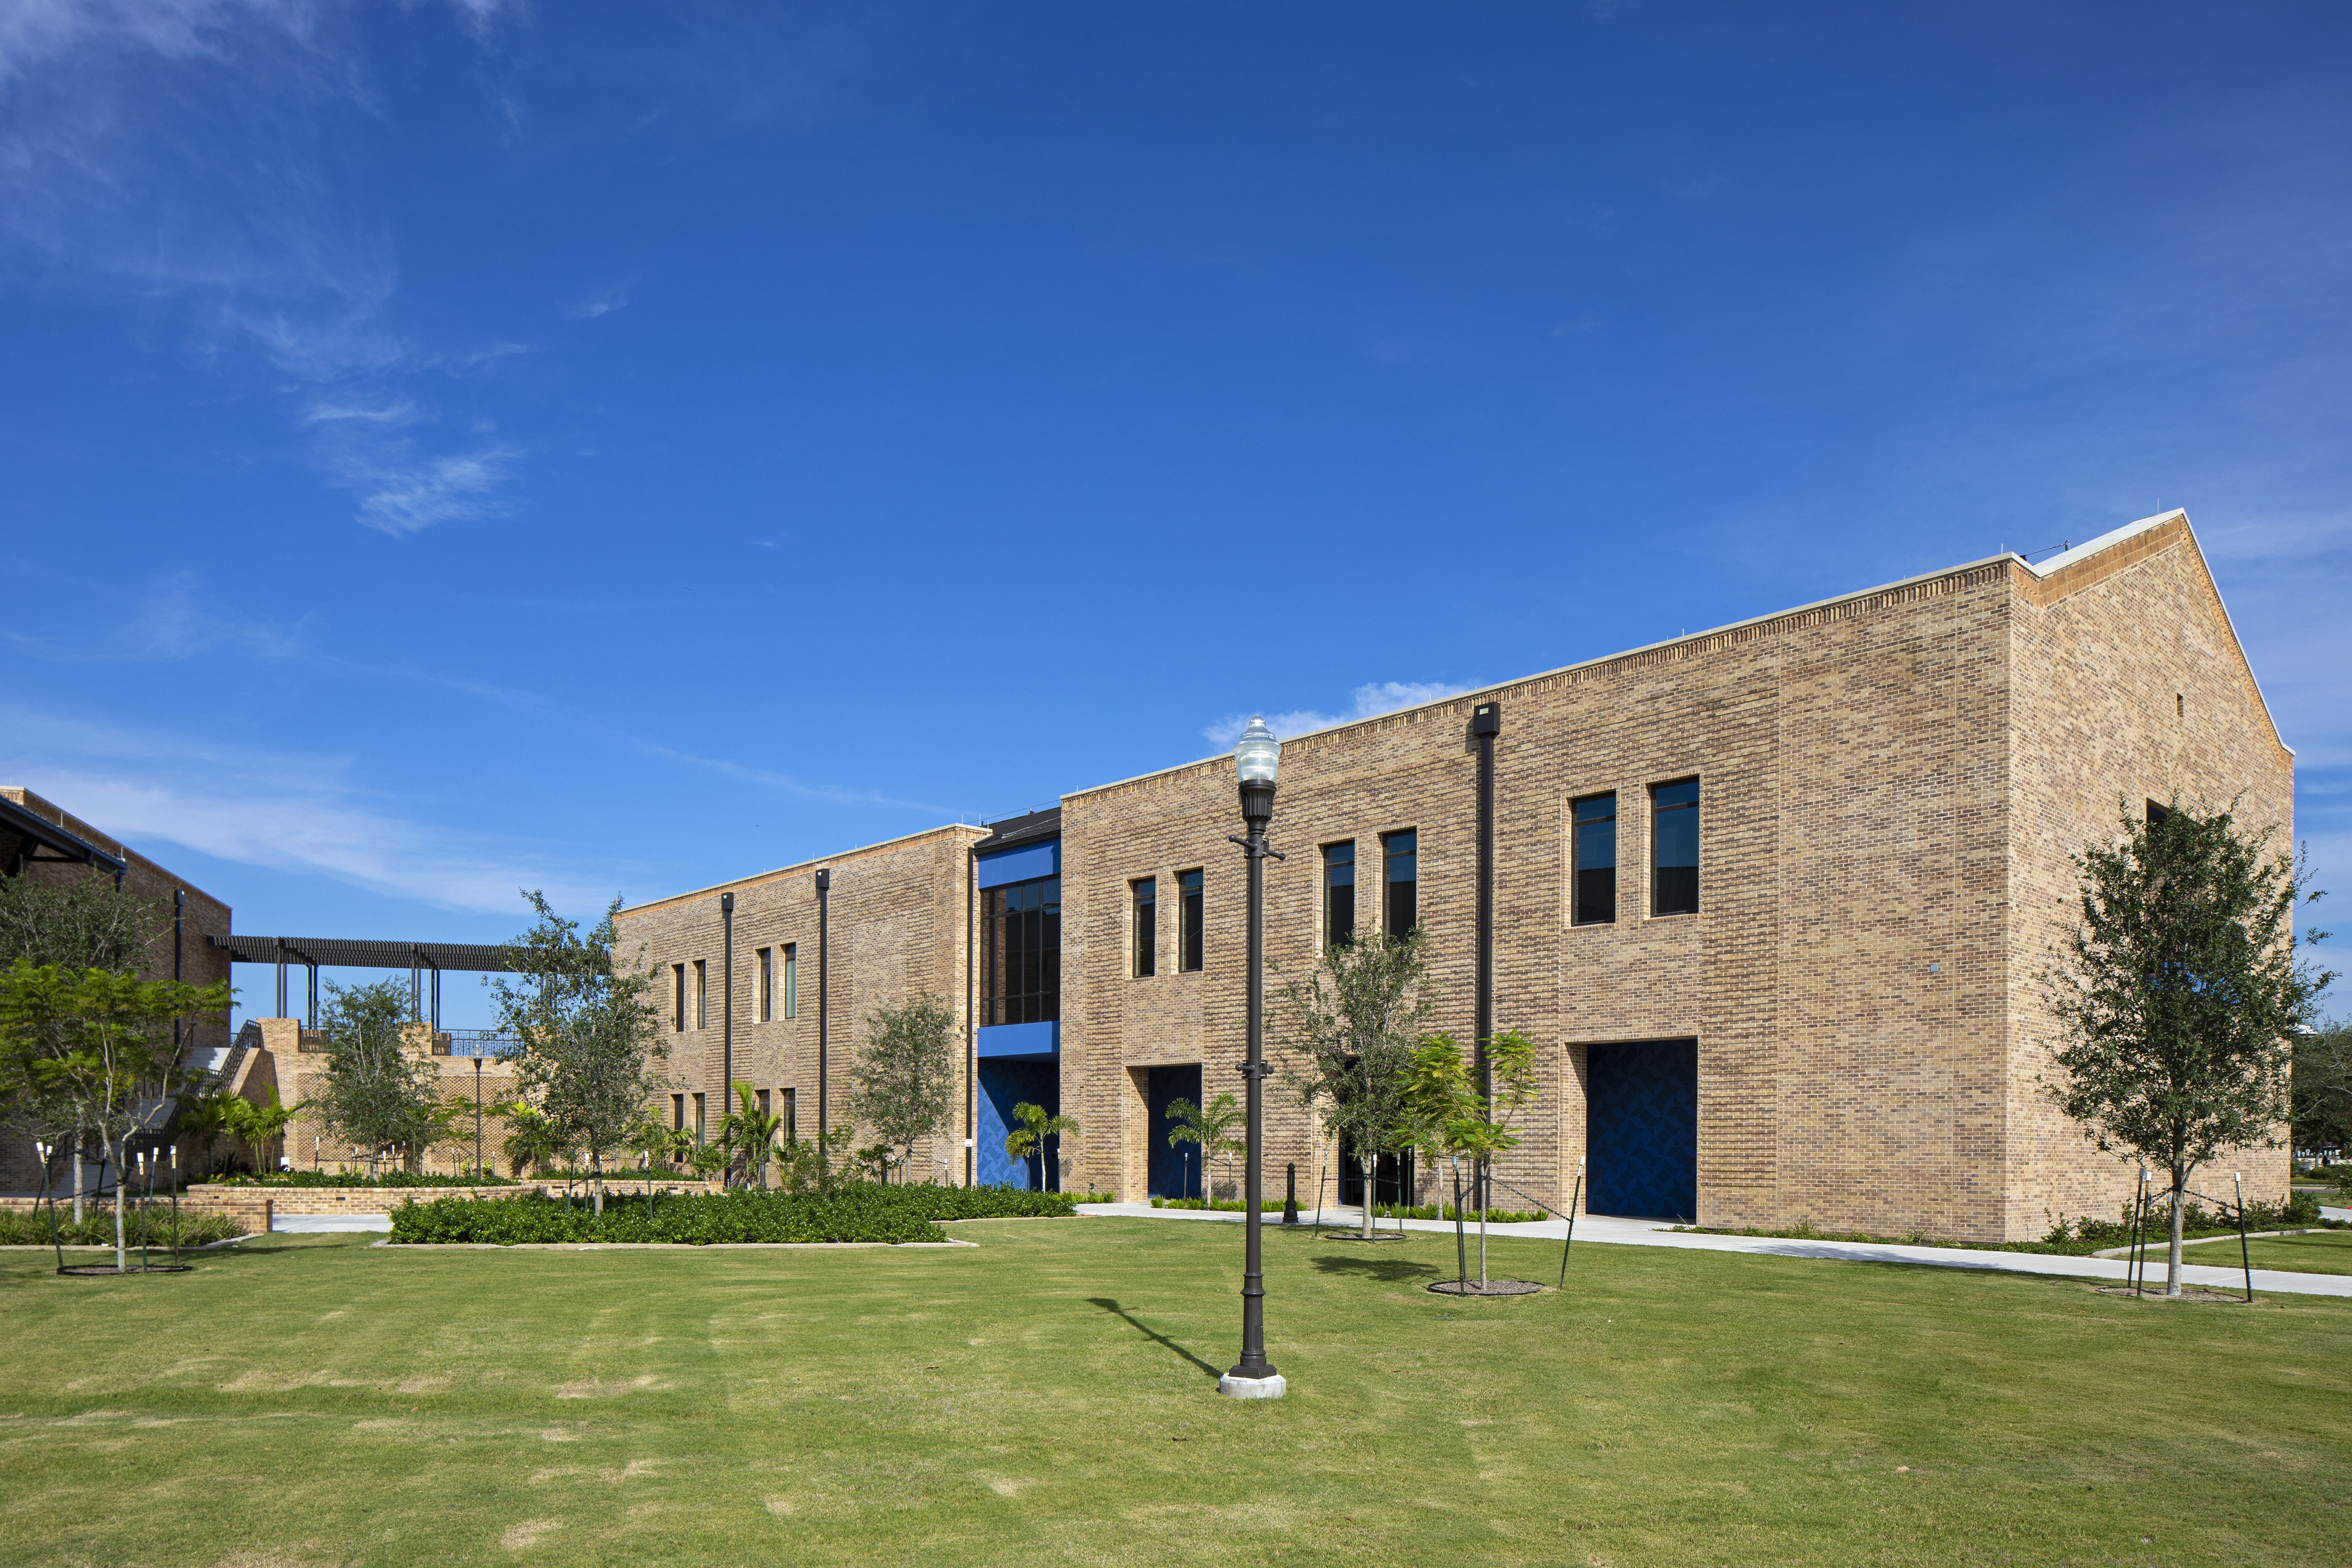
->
[1074,1202,2352,1299]
[270,1214,392,1233]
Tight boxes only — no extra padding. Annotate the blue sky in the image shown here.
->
[3,2,2347,1029]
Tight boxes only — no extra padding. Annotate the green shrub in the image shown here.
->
[386,1180,1082,1246]
[0,1206,245,1247]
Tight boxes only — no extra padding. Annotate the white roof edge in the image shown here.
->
[618,820,986,915]
[1068,547,2036,801]
[2017,509,2185,579]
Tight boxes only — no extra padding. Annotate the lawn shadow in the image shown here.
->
[1312,1252,1442,1283]
[1086,1297,1222,1381]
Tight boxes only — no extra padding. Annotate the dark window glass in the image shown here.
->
[757,1088,770,1116]
[672,965,685,1032]
[1651,778,1699,917]
[1383,830,1418,936]
[982,874,1062,1025]
[1573,793,1617,925]
[1133,878,1157,978]
[672,1093,685,1131]
[693,1093,706,1144]
[782,1088,796,1143]
[2147,800,2171,827]
[693,960,706,1029]
[1180,869,1204,972]
[783,944,796,1018]
[756,947,772,1022]
[1324,842,1356,947]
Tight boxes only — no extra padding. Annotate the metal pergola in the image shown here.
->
[206,934,528,1031]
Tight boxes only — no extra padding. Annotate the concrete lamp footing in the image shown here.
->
[1217,1372,1287,1400]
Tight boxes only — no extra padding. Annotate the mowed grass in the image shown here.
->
[2123,1228,2352,1276]
[1,1220,2348,1567]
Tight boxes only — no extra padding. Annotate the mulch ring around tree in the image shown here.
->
[2093,1285,2250,1304]
[1427,1278,1544,1297]
[55,1263,195,1276]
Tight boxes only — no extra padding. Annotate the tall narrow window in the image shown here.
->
[757,1087,771,1117]
[2147,800,2171,828]
[672,1093,685,1131]
[782,1087,796,1143]
[1323,842,1357,947]
[1132,878,1157,978]
[1573,792,1617,925]
[1383,829,1418,936]
[672,965,686,1032]
[693,1093,706,1144]
[981,875,1062,1025]
[1651,779,1699,917]
[783,944,797,1019]
[1179,869,1204,972]
[693,960,707,1029]
[756,947,773,1021]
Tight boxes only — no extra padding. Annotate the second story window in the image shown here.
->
[1573,792,1617,925]
[1383,829,1418,936]
[1180,869,1204,971]
[693,960,707,1029]
[756,947,773,1021]
[983,874,1061,1026]
[1324,842,1356,947]
[1133,878,1157,978]
[783,943,797,1018]
[672,964,685,1032]
[1651,779,1699,916]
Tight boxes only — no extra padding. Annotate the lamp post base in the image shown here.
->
[1217,1371,1287,1400]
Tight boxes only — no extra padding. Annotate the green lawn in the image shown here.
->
[2124,1228,2352,1276]
[1,1220,2348,1567]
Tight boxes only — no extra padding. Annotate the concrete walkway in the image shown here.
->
[1074,1202,2352,1299]
[270,1214,392,1233]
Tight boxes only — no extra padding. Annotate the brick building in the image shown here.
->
[0,788,235,1192]
[617,511,2295,1241]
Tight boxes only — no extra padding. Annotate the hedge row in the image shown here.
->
[387,1180,1081,1246]
[0,1206,245,1247]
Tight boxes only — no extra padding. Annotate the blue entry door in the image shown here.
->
[1585,1038,1698,1220]
[1146,1064,1204,1200]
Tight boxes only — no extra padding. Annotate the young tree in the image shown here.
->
[314,978,444,1172]
[488,892,667,1214]
[1164,1093,1244,1204]
[1274,929,1436,1238]
[2292,1020,2352,1157]
[1003,1101,1077,1192]
[2043,800,2335,1296]
[1404,1029,1540,1290]
[0,963,229,1270]
[0,870,168,974]
[849,991,959,1182]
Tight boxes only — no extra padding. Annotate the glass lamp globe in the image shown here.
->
[1233,714,1281,784]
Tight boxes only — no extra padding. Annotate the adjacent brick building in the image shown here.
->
[623,510,2295,1241]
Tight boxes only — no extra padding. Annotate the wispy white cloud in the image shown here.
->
[343,447,513,535]
[0,705,606,916]
[566,278,630,319]
[1203,679,1477,748]
[304,399,418,425]
[0,570,306,663]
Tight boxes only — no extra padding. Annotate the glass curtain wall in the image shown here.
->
[982,874,1062,1025]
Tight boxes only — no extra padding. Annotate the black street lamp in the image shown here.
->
[1221,714,1286,1400]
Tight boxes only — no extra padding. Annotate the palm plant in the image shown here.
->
[502,1101,565,1180]
[1164,1092,1244,1204]
[1003,1101,1078,1193]
[723,1082,784,1188]
[224,1087,301,1175]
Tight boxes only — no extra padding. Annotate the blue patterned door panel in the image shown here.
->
[1585,1038,1697,1220]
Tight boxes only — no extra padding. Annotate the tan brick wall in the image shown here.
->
[612,825,984,1185]
[270,1029,527,1180]
[2002,522,2296,1234]
[1057,520,2287,1241]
